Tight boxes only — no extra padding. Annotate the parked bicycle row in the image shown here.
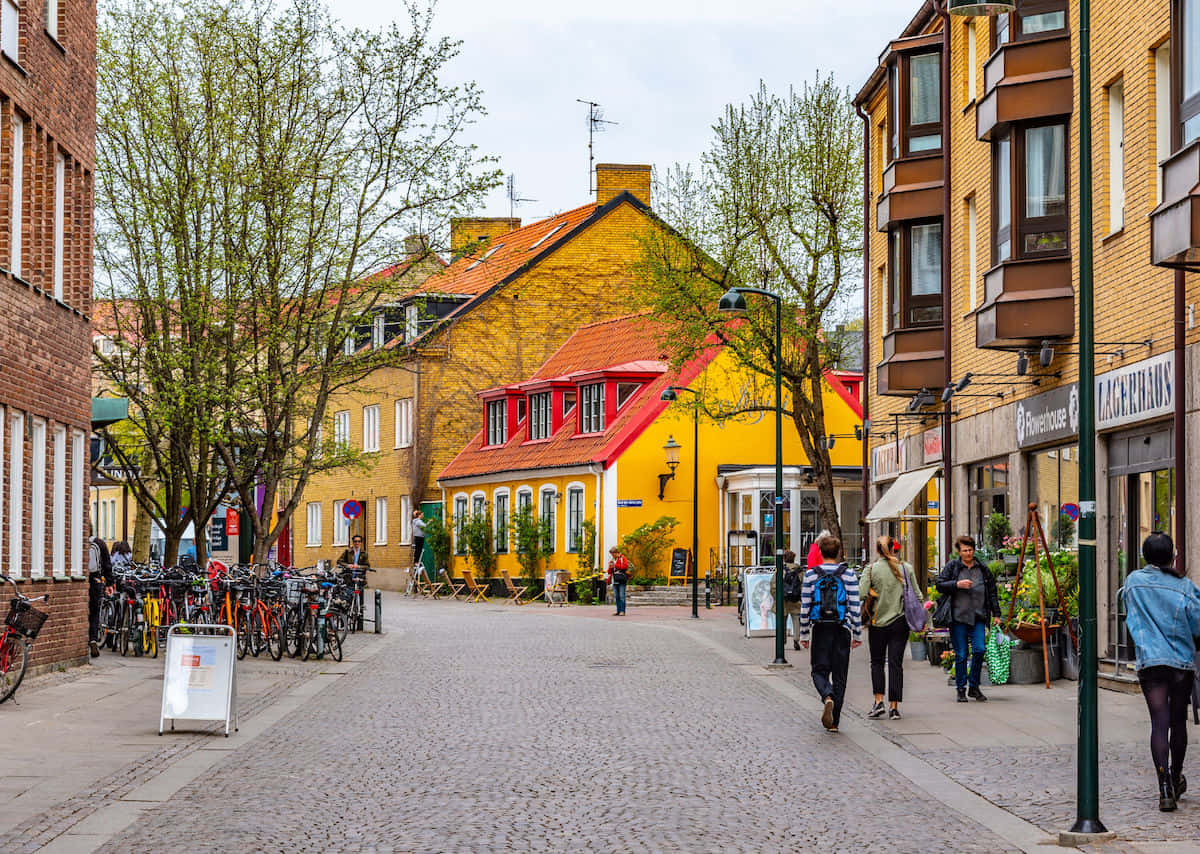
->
[89,559,374,665]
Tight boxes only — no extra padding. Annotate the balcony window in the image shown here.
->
[993,122,1068,263]
[888,221,942,329]
[1180,0,1200,146]
[992,1,1067,50]
[888,51,942,160]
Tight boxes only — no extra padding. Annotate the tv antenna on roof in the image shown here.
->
[505,174,536,222]
[576,99,618,195]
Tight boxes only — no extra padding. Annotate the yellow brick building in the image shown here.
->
[292,165,685,590]
[857,0,1200,672]
[436,314,865,585]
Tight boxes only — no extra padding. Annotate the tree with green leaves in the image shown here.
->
[636,75,863,547]
[95,0,500,563]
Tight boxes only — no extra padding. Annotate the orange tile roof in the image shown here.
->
[419,203,598,298]
[438,314,717,482]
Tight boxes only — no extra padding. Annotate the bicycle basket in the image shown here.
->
[6,598,48,639]
[283,577,304,606]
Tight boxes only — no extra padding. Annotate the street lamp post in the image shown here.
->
[719,286,787,665]
[662,385,701,618]
[948,0,1105,836]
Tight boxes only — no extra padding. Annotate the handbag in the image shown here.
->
[861,587,879,626]
[902,566,928,632]
[931,594,952,629]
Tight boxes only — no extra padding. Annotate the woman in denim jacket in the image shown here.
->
[1120,532,1200,812]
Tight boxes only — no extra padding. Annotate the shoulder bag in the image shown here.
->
[902,564,928,632]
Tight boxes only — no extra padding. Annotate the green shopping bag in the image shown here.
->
[985,628,1017,685]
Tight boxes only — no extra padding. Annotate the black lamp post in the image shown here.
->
[662,385,701,618]
[718,285,787,665]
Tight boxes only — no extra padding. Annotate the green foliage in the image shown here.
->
[1050,513,1076,549]
[511,503,552,580]
[998,549,1080,623]
[985,512,1012,551]
[422,516,452,574]
[461,511,496,579]
[620,516,680,581]
[576,518,597,574]
[987,560,1006,578]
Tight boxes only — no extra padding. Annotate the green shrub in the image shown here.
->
[461,511,497,578]
[422,516,452,574]
[985,512,1012,552]
[620,516,680,580]
[512,503,551,581]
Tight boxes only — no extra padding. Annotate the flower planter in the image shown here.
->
[1009,621,1060,645]
[909,640,927,662]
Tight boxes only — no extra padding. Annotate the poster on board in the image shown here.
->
[160,626,238,736]
[744,570,777,638]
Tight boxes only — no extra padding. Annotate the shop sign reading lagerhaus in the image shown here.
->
[1096,352,1174,431]
[1016,382,1079,449]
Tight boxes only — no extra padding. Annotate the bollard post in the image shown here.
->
[704,573,712,609]
[374,590,382,634]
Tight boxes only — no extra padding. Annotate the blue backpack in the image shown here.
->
[811,567,848,624]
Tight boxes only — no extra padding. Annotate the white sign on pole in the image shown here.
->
[159,625,239,736]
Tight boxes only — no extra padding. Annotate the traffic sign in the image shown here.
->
[342,500,362,519]
[1061,503,1080,521]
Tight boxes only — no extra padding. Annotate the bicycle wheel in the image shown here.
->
[326,621,343,662]
[119,604,132,657]
[267,611,285,661]
[96,600,115,645]
[0,634,30,704]
[300,611,316,661]
[249,609,266,658]
[288,608,305,658]
[329,610,348,646]
[237,611,250,660]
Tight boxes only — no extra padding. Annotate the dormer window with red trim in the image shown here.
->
[486,400,508,447]
[615,382,642,409]
[563,390,577,418]
[580,383,605,434]
[529,392,553,440]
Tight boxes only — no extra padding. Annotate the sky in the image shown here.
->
[333,0,918,222]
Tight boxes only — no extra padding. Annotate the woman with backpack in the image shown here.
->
[782,550,806,651]
[860,536,924,720]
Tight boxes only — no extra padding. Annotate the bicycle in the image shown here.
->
[1,574,49,703]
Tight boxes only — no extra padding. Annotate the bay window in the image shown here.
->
[993,122,1068,264]
[888,221,942,329]
[992,0,1067,49]
[1179,0,1200,146]
[888,50,942,160]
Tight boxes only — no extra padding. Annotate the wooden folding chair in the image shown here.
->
[439,568,466,601]
[415,566,444,599]
[461,569,491,603]
[500,570,528,605]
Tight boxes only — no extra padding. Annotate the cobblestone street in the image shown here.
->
[3,596,1199,852]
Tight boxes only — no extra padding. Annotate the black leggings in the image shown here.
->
[868,618,909,702]
[1139,665,1196,775]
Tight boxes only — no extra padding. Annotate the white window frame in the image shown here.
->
[395,398,412,448]
[493,488,510,553]
[30,418,45,577]
[566,483,585,553]
[10,114,21,277]
[486,400,507,446]
[306,502,322,546]
[454,493,469,554]
[2,0,19,62]
[967,194,978,309]
[108,499,117,541]
[71,430,83,575]
[53,151,64,301]
[529,392,552,440]
[1108,79,1125,233]
[311,419,323,460]
[372,313,385,349]
[375,496,387,545]
[363,404,380,453]
[400,494,412,544]
[334,410,350,449]
[471,491,486,519]
[581,383,605,433]
[332,499,349,546]
[343,334,356,356]
[52,424,65,576]
[405,304,418,341]
[516,487,533,515]
[539,487,557,554]
[7,411,19,577]
[966,20,977,103]
[44,0,57,41]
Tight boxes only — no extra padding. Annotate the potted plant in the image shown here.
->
[986,512,1013,554]
[909,631,927,662]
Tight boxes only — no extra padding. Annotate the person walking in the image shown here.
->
[798,534,862,733]
[935,535,1001,703]
[1120,531,1200,812]
[860,536,923,720]
[411,509,426,571]
[781,550,806,651]
[336,535,370,571]
[110,541,133,572]
[607,546,629,616]
[88,536,113,658]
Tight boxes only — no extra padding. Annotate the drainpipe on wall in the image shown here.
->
[856,103,871,566]
[1175,269,1187,576]
[936,1,953,561]
[592,464,603,572]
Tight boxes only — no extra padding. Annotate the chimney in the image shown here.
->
[404,234,429,258]
[450,217,521,256]
[596,163,651,206]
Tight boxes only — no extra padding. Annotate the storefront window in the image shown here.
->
[759,490,791,566]
[969,459,1010,556]
[1027,444,1079,551]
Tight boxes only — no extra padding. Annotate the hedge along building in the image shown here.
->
[856,0,1200,677]
[292,165,686,590]
[435,314,864,583]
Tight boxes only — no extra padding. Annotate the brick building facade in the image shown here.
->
[856,0,1200,677]
[0,0,97,670]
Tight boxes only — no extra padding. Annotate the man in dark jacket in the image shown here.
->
[88,536,114,657]
[935,535,1001,703]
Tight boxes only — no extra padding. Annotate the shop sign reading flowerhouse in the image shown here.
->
[1016,382,1079,449]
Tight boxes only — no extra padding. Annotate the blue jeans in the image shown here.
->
[613,582,627,614]
[950,619,987,690]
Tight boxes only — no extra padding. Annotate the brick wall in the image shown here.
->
[0,0,96,668]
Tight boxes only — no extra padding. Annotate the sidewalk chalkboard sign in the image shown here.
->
[668,547,690,584]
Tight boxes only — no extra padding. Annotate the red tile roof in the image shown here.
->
[438,314,716,481]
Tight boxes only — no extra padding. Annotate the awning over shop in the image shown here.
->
[91,397,129,429]
[865,464,941,522]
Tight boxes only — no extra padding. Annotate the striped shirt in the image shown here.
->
[797,562,862,639]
